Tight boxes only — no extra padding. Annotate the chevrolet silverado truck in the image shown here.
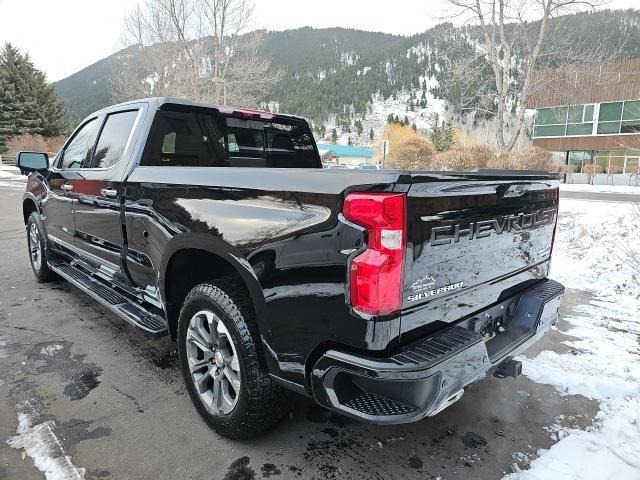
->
[18,98,564,439]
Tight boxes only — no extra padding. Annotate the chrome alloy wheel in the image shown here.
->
[186,310,241,415]
[29,222,42,271]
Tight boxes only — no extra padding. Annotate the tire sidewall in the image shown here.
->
[27,212,48,280]
[177,287,250,430]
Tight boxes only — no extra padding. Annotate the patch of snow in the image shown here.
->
[0,181,25,190]
[0,169,21,178]
[505,401,640,480]
[0,335,7,358]
[7,412,85,480]
[512,451,533,464]
[550,199,639,296]
[505,199,640,479]
[0,166,26,189]
[144,72,159,91]
[542,417,572,442]
[561,183,640,194]
[40,344,63,357]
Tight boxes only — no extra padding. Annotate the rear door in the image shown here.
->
[401,174,559,333]
[72,107,145,274]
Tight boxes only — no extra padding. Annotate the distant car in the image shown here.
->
[357,164,380,170]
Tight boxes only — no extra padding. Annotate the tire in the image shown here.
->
[26,212,55,283]
[177,279,290,439]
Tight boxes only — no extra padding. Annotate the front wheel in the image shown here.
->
[26,212,55,283]
[177,280,290,439]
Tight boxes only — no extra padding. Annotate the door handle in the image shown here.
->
[100,188,118,199]
[61,184,73,192]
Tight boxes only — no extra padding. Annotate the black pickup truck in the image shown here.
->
[18,98,564,439]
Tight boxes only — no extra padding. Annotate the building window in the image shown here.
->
[533,100,640,138]
[566,123,593,136]
[621,100,640,133]
[536,107,567,125]
[569,150,640,174]
[597,102,623,134]
[568,151,589,171]
[596,101,640,135]
[583,104,595,123]
[533,104,594,138]
[595,150,625,173]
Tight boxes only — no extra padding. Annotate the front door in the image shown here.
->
[72,108,143,275]
[42,117,100,252]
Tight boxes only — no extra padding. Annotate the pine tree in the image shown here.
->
[0,43,67,152]
[369,128,375,141]
[429,113,455,152]
[331,128,338,144]
[354,119,363,136]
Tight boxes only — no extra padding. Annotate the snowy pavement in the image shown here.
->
[507,199,640,480]
[560,183,640,195]
[0,167,26,190]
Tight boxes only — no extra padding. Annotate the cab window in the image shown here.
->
[59,118,99,170]
[141,107,320,168]
[92,110,139,169]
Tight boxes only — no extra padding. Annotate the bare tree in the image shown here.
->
[111,0,283,107]
[446,0,608,151]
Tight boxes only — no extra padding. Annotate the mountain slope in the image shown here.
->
[54,9,640,142]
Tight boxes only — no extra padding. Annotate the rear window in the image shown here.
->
[141,108,319,168]
[93,110,139,169]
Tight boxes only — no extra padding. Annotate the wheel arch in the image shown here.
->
[159,233,266,340]
[22,195,39,225]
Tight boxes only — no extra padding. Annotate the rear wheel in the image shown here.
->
[27,212,55,283]
[177,280,290,439]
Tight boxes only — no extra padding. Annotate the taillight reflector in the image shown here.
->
[343,193,407,316]
[550,187,560,256]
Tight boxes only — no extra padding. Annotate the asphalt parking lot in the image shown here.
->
[0,182,598,480]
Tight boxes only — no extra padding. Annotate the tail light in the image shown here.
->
[550,188,560,256]
[343,193,407,316]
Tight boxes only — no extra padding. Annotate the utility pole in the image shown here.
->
[381,140,389,168]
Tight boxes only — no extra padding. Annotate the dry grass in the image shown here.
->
[5,134,66,158]
[430,145,559,172]
[582,163,602,185]
[377,124,436,170]
[491,147,558,171]
[430,145,495,170]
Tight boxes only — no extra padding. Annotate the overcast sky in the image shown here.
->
[0,0,633,82]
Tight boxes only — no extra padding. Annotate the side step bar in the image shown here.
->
[49,261,168,337]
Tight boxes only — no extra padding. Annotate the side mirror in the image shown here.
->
[17,151,49,175]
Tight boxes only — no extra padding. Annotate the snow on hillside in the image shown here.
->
[505,199,640,479]
[318,82,447,148]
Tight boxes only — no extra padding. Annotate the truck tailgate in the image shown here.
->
[401,174,559,333]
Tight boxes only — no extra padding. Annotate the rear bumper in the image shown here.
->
[310,279,564,424]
